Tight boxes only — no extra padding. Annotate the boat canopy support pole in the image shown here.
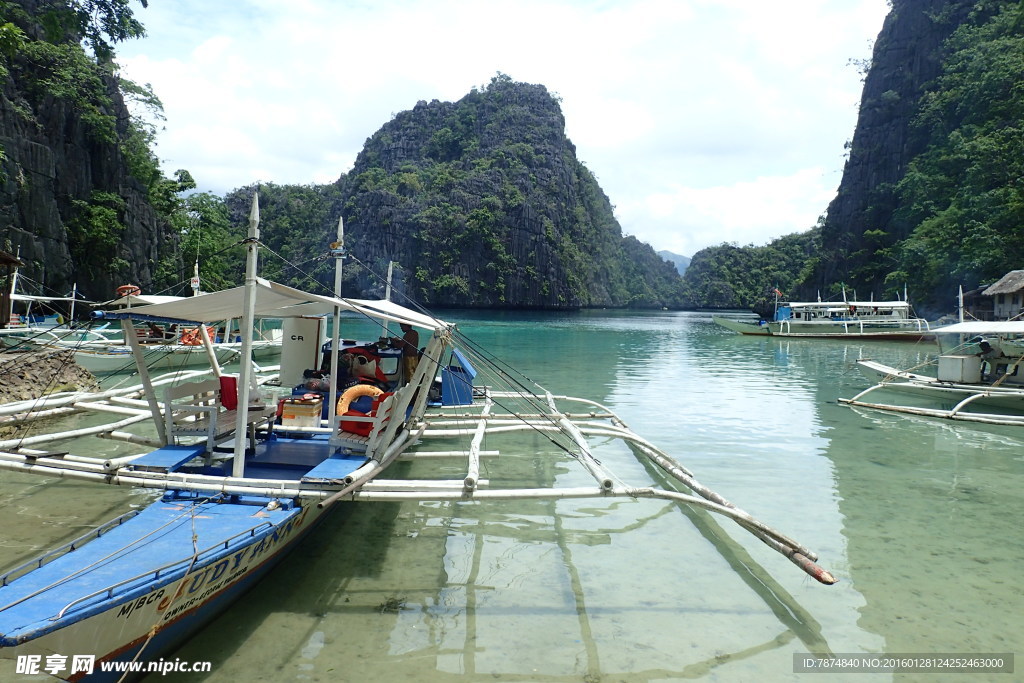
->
[231,195,261,479]
[120,317,166,444]
[328,215,344,435]
[200,324,223,377]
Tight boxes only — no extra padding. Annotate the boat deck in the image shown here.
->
[205,433,369,481]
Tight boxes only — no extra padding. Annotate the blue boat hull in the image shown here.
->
[0,495,334,682]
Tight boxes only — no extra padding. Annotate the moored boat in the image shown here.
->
[841,320,1024,424]
[60,333,282,374]
[714,297,932,340]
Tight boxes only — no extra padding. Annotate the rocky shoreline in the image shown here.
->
[0,350,99,404]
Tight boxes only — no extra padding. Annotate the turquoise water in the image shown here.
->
[1,310,1021,682]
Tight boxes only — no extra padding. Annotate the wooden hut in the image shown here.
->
[982,270,1024,320]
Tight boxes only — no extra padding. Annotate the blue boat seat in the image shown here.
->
[300,453,369,484]
[127,444,207,473]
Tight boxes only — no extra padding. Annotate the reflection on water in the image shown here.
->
[1,311,1021,681]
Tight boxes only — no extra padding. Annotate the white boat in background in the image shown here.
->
[0,196,836,681]
[23,291,282,374]
[841,320,1024,425]
[714,296,932,341]
[64,337,281,374]
[0,286,105,349]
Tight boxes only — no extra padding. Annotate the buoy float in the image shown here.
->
[337,384,383,414]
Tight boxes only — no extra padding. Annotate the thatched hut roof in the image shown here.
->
[982,270,1024,296]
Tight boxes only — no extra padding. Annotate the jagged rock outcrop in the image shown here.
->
[336,76,683,308]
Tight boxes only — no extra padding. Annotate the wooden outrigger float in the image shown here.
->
[0,197,835,681]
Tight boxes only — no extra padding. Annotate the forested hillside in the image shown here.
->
[679,230,820,308]
[683,0,1024,316]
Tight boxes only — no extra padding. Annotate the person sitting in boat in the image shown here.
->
[302,352,354,392]
[145,322,174,342]
[974,337,1005,379]
[975,338,1000,359]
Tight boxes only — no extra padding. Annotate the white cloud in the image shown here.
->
[116,0,890,257]
[625,168,835,256]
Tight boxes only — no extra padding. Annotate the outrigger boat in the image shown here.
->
[0,198,836,681]
[714,296,932,340]
[47,326,282,375]
[840,320,1024,425]
[20,292,281,375]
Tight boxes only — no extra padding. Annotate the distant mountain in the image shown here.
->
[658,250,690,275]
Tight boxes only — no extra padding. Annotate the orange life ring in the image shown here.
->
[337,384,383,414]
[116,284,141,298]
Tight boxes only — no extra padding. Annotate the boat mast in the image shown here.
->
[383,260,394,338]
[231,194,261,479]
[327,216,344,436]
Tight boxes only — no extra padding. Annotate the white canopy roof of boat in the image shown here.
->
[931,320,1024,335]
[11,293,96,304]
[93,278,448,331]
[98,293,186,307]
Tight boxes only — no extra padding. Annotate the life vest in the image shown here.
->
[180,326,214,345]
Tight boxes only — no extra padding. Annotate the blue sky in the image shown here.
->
[116,0,890,258]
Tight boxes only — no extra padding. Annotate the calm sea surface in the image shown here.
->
[1,310,1021,682]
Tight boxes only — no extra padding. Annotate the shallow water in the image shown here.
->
[1,310,1021,682]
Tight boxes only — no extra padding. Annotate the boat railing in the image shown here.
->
[0,510,142,588]
[53,520,276,619]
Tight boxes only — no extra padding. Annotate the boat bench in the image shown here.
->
[164,378,276,453]
[333,393,398,453]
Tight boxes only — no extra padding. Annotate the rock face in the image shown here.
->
[812,0,977,291]
[0,350,98,404]
[338,77,683,308]
[0,0,171,304]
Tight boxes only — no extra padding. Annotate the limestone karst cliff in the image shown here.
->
[0,0,173,304]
